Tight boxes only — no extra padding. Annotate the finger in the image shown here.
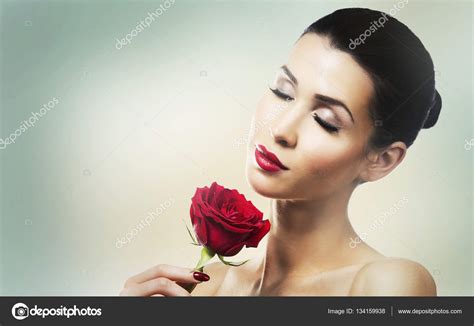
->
[127,264,199,285]
[122,277,192,297]
[176,281,198,293]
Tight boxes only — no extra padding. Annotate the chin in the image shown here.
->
[245,163,291,200]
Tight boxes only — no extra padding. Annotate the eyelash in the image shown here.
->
[269,87,294,101]
[313,114,339,133]
[268,87,340,133]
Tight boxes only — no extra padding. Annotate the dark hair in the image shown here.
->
[300,8,442,150]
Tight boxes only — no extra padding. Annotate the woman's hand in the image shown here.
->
[119,264,210,296]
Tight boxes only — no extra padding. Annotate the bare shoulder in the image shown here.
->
[349,257,437,296]
[191,262,231,296]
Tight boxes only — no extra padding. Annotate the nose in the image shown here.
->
[269,111,299,148]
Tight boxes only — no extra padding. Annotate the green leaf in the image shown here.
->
[217,254,250,267]
[194,246,216,270]
[182,218,198,245]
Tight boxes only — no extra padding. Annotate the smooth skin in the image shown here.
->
[120,264,202,297]
[120,33,436,297]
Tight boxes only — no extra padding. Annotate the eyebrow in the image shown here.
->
[281,65,298,85]
[280,65,355,124]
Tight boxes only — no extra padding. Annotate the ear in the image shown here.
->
[358,141,407,183]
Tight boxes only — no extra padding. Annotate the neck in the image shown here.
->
[256,188,363,290]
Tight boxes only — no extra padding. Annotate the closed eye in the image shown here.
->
[269,87,294,101]
[269,86,339,133]
[313,113,340,133]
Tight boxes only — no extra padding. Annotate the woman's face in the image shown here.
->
[246,33,376,200]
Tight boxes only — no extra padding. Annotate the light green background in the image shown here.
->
[0,0,472,295]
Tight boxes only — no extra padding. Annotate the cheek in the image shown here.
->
[297,135,363,186]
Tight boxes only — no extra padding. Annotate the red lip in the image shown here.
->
[255,144,289,171]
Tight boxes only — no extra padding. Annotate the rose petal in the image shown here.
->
[188,181,270,256]
[245,219,271,248]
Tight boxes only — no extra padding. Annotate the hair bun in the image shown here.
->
[422,90,442,129]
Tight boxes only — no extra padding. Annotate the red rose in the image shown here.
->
[190,181,271,257]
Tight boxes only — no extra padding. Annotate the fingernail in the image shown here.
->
[193,271,210,282]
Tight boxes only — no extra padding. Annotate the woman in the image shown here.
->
[120,8,441,296]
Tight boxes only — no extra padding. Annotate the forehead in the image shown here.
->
[286,33,374,122]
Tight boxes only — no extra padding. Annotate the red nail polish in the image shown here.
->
[193,271,210,282]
